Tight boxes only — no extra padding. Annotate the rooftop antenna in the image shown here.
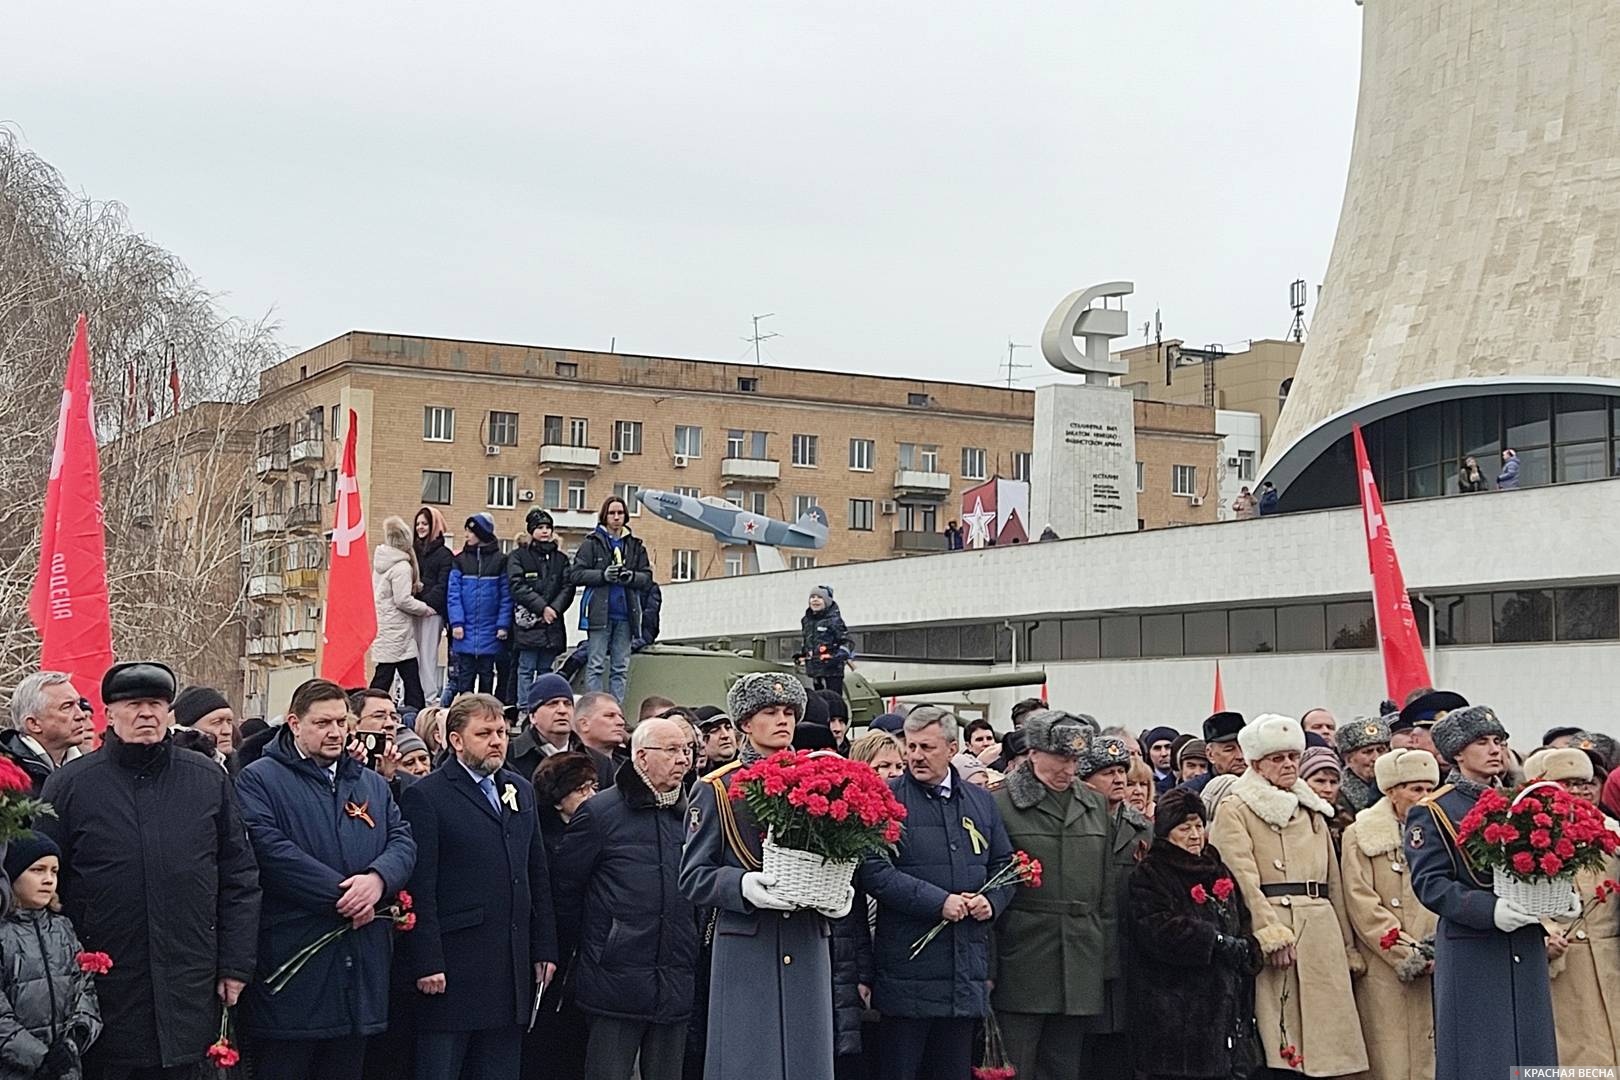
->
[743,313,779,365]
[1288,279,1309,342]
[999,339,1031,388]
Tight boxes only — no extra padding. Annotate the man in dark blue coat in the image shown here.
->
[1405,703,1559,1080]
[400,693,557,1080]
[236,679,417,1080]
[860,706,1013,1080]
[551,716,697,1080]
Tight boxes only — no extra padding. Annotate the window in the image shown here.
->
[569,418,589,446]
[1140,614,1183,657]
[961,447,987,480]
[542,479,563,509]
[737,377,758,393]
[674,486,701,498]
[1135,462,1145,492]
[675,425,702,458]
[726,430,768,459]
[1493,590,1553,643]
[488,410,519,447]
[1183,610,1228,654]
[614,483,642,515]
[1012,451,1032,482]
[907,392,929,407]
[792,434,819,467]
[330,405,341,438]
[567,480,588,510]
[1420,594,1492,645]
[1326,601,1376,649]
[487,475,516,509]
[1171,464,1198,496]
[613,421,643,455]
[848,499,874,530]
[748,491,767,514]
[724,555,744,577]
[1236,450,1256,481]
[898,503,937,533]
[1229,608,1277,653]
[1556,586,1620,641]
[849,438,874,472]
[327,468,338,502]
[794,494,820,519]
[790,556,817,570]
[1101,616,1141,658]
[423,406,454,442]
[1276,604,1326,652]
[671,550,699,582]
[898,443,940,471]
[543,415,564,444]
[556,361,578,378]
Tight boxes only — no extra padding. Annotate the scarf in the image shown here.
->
[634,762,682,809]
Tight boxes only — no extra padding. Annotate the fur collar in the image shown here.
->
[1229,768,1334,829]
[1351,798,1402,857]
[1005,762,1081,811]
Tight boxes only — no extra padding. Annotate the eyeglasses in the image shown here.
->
[645,745,693,758]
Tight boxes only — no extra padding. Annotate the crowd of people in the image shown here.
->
[6,647,1620,1080]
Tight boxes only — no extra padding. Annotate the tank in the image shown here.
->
[576,644,1046,727]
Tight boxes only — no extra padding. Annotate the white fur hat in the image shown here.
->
[1374,748,1440,791]
[1237,713,1305,761]
[1521,747,1594,784]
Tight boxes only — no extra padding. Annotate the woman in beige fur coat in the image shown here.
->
[1211,714,1368,1078]
[1340,747,1440,1080]
[1524,746,1620,1067]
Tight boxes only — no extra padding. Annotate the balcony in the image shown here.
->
[246,635,278,657]
[251,513,284,536]
[248,573,284,599]
[254,450,288,477]
[892,530,949,554]
[721,457,781,483]
[283,568,322,594]
[893,469,952,500]
[281,630,318,656]
[538,444,602,471]
[544,508,600,532]
[289,435,325,467]
[286,503,325,531]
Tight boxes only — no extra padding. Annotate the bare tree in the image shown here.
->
[0,128,284,702]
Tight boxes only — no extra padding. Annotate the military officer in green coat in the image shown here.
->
[992,710,1118,1080]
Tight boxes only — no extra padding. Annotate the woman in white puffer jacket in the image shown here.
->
[371,515,434,708]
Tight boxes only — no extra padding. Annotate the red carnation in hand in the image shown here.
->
[1512,851,1536,874]
[207,1040,241,1068]
[1190,884,1208,905]
[397,891,413,912]
[1379,926,1401,951]
[1539,853,1565,877]
[75,951,113,975]
[1213,877,1235,902]
[395,912,416,932]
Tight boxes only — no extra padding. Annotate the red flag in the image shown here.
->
[320,409,376,687]
[29,316,115,727]
[167,346,181,414]
[1352,425,1432,702]
[1212,660,1226,713]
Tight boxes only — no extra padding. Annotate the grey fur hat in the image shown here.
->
[727,672,808,726]
[1431,705,1508,761]
[1336,715,1392,757]
[1077,734,1132,778]
[1022,710,1099,760]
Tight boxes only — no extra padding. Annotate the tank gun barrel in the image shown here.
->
[868,670,1046,697]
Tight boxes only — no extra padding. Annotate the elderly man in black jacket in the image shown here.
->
[400,693,557,1080]
[551,716,697,1080]
[861,706,1013,1080]
[40,662,261,1080]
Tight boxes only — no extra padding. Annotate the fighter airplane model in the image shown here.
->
[636,488,827,572]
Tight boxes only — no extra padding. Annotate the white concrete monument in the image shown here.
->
[1031,282,1140,538]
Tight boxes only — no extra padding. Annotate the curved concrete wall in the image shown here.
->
[1264,0,1620,483]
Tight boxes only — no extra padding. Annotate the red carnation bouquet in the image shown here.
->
[0,758,53,840]
[265,891,414,994]
[1457,780,1619,915]
[910,851,1042,959]
[729,750,908,908]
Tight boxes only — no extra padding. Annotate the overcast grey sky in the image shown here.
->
[11,2,1362,385]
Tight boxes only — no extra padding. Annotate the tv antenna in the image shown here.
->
[999,339,1031,388]
[1288,279,1309,342]
[743,313,780,365]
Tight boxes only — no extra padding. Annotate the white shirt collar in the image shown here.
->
[293,741,338,781]
[935,770,953,797]
[19,735,81,770]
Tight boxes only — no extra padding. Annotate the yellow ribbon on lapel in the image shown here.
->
[501,783,519,812]
[962,815,986,855]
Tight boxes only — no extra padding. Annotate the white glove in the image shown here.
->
[1493,899,1539,933]
[814,885,856,920]
[1563,887,1583,920]
[741,871,793,911]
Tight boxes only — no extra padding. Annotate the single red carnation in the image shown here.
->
[1534,813,1553,828]
[207,1040,241,1068]
[1555,838,1576,859]
[1213,877,1235,902]
[396,912,417,932]
[1190,884,1208,905]
[1379,926,1401,951]
[1512,851,1536,874]
[75,951,113,975]
[1530,829,1553,850]
[397,890,413,911]
[1540,853,1564,876]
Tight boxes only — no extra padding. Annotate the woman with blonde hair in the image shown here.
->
[370,515,435,709]
[848,730,904,780]
[413,705,446,759]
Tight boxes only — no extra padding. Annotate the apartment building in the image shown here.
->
[240,331,1219,709]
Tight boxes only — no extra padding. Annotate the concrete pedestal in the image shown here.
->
[1030,383,1138,538]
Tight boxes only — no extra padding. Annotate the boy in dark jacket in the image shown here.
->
[0,835,101,1080]
[568,497,652,704]
[797,585,854,695]
[508,510,575,713]
[447,513,513,699]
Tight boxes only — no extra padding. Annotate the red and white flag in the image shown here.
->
[1212,660,1226,713]
[319,409,376,687]
[1352,425,1431,702]
[29,315,115,727]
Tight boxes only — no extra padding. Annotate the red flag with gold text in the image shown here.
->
[320,410,376,686]
[1352,425,1431,702]
[29,316,115,726]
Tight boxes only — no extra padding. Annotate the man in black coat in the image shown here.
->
[41,662,261,1079]
[551,717,697,1080]
[400,693,558,1080]
[508,510,575,713]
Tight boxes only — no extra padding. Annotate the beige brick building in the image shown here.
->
[1119,338,1303,452]
[241,331,1219,707]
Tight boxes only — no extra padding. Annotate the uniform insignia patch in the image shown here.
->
[1364,723,1380,736]
[1070,735,1088,754]
[1108,744,1124,758]
[688,804,702,836]
[1407,824,1424,849]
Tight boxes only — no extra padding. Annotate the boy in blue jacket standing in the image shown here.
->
[446,513,512,701]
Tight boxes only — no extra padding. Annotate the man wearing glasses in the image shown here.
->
[551,716,698,1080]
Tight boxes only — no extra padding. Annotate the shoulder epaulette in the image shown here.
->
[701,760,744,785]
[1417,783,1454,806]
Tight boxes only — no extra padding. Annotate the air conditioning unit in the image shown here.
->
[1227,456,1241,468]
[484,444,501,456]
[1189,495,1205,506]
[518,488,535,503]
[879,499,898,515]
[608,450,624,463]
[673,454,689,468]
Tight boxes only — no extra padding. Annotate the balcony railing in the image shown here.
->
[893,469,952,499]
[248,573,284,598]
[246,635,278,657]
[544,509,599,532]
[289,436,325,466]
[720,457,782,483]
[283,568,322,593]
[251,513,285,536]
[538,444,602,470]
[254,451,289,477]
[286,503,325,531]
[892,529,949,553]
[281,630,318,655]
